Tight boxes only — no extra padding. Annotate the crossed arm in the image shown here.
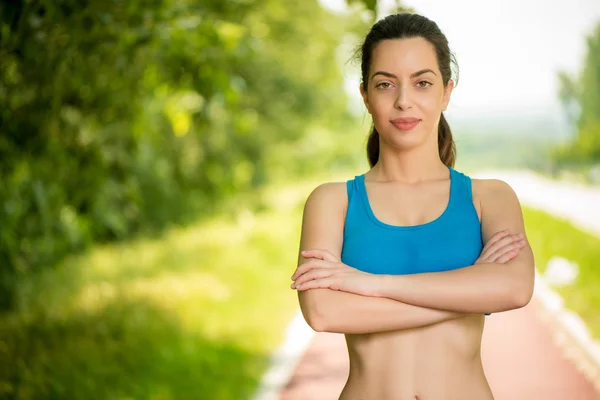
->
[294,179,535,334]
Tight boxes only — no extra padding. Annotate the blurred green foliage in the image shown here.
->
[554,20,600,167]
[0,0,369,310]
[524,206,600,341]
[0,178,311,399]
[454,132,556,174]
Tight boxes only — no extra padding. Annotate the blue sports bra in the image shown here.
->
[341,166,490,316]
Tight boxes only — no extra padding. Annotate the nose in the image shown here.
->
[394,85,412,110]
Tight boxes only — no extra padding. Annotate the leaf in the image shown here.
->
[346,0,377,12]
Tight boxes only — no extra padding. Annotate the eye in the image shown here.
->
[375,82,392,89]
[417,81,432,88]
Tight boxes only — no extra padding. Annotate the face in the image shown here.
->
[360,37,454,150]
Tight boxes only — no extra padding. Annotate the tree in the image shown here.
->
[0,0,367,309]
[554,20,600,166]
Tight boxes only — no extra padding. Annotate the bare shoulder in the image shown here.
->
[471,178,519,204]
[300,181,348,260]
[304,181,348,211]
[471,177,525,243]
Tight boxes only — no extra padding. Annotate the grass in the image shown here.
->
[0,178,325,400]
[523,206,600,341]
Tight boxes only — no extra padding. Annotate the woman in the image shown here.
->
[290,13,535,400]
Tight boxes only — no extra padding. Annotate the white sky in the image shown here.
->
[322,0,600,118]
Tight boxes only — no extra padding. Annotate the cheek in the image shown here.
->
[368,94,393,118]
[415,95,440,111]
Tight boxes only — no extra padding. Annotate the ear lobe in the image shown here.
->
[442,79,455,111]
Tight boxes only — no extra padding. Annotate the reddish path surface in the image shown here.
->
[280,298,600,399]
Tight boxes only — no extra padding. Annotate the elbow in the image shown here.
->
[508,262,535,309]
[298,290,330,332]
[307,314,327,333]
[301,306,327,332]
[514,287,534,309]
[512,279,535,309]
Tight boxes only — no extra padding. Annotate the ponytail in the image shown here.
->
[366,125,379,168]
[437,113,456,168]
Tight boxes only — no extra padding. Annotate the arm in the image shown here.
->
[373,179,535,314]
[296,182,469,334]
[300,289,467,334]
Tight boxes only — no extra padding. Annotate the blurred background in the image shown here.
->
[0,0,599,399]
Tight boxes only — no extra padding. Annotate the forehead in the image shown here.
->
[370,37,439,77]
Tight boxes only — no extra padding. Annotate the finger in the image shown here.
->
[292,268,332,288]
[481,231,516,256]
[477,234,521,264]
[292,259,318,280]
[301,249,339,263]
[487,240,526,263]
[479,231,512,259]
[481,229,511,253]
[295,277,335,291]
[481,233,523,259]
[291,259,331,280]
[292,259,327,280]
[494,250,520,264]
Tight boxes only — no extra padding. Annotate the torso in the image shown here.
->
[337,170,494,400]
[341,314,491,400]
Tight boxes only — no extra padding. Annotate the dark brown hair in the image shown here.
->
[356,13,459,167]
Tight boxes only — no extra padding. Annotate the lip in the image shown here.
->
[390,117,421,131]
[390,117,420,123]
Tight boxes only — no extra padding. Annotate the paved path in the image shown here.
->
[274,169,600,399]
[473,169,600,238]
[280,298,600,399]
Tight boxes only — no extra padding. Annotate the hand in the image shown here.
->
[475,229,527,265]
[291,249,376,296]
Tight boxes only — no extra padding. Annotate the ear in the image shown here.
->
[360,82,371,114]
[441,79,455,111]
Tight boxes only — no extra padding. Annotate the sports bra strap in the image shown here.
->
[346,179,354,203]
[464,174,474,200]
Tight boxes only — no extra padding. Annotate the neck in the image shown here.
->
[369,144,449,183]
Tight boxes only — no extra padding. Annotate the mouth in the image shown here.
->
[390,118,421,131]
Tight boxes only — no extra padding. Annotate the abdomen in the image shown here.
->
[341,314,488,399]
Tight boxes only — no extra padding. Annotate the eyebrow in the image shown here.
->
[371,68,437,80]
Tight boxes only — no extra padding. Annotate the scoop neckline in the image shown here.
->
[358,166,455,231]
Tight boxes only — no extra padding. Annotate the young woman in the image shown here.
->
[290,13,535,400]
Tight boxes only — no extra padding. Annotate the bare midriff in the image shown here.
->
[338,314,494,400]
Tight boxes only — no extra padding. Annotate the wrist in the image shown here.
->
[371,273,402,298]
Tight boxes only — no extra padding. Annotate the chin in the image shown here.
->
[386,135,426,150]
[384,128,432,148]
